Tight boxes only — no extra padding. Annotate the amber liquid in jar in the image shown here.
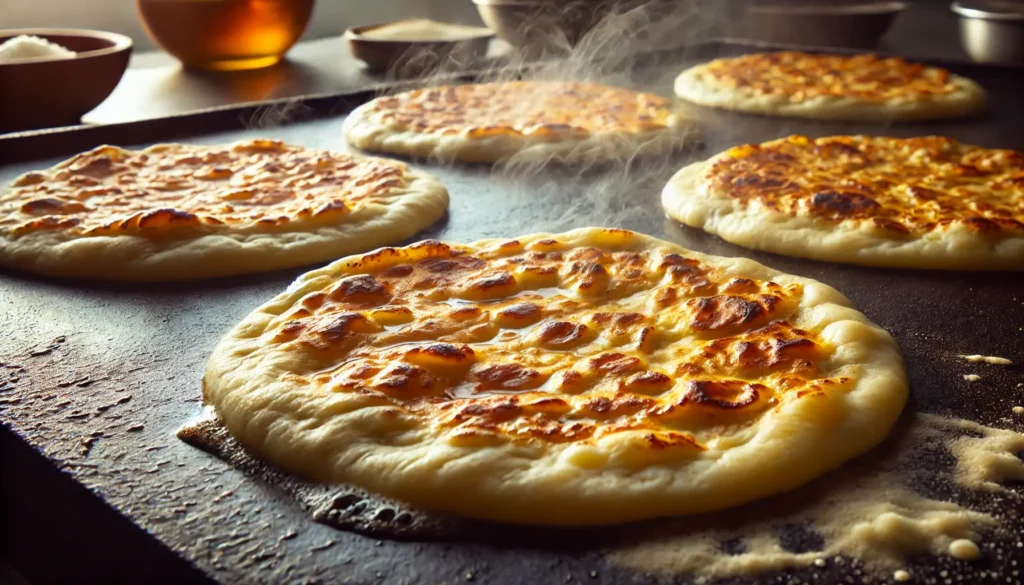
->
[137,0,315,71]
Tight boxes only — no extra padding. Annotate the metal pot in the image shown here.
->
[734,1,908,49]
[952,0,1024,65]
[471,0,727,57]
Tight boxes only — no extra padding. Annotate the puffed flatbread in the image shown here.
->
[674,52,985,121]
[344,81,698,163]
[0,140,449,280]
[663,135,1024,270]
[204,228,907,525]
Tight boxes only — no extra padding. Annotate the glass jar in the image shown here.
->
[137,0,315,71]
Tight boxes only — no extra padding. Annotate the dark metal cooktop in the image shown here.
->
[1,44,1022,585]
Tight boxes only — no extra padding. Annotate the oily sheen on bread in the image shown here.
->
[0,140,449,281]
[204,228,908,525]
[343,81,698,164]
[663,135,1024,270]
[674,52,985,121]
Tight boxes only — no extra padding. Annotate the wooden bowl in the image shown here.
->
[345,20,493,76]
[0,28,132,133]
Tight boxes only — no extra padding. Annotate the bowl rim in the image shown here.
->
[472,0,582,6]
[344,20,494,44]
[0,27,133,65]
[951,0,1024,21]
[748,1,908,16]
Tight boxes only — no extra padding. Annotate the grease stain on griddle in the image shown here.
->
[178,406,495,542]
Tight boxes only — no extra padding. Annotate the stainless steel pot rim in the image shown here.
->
[951,0,1024,21]
[343,27,494,43]
[472,0,620,5]
[748,1,908,15]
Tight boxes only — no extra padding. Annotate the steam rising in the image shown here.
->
[377,0,737,234]
[245,100,317,132]
[245,2,741,235]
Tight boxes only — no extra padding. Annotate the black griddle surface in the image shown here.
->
[1,44,1023,585]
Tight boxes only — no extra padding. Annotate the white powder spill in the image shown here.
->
[964,374,982,382]
[947,416,1024,491]
[608,414,1024,579]
[960,355,1013,366]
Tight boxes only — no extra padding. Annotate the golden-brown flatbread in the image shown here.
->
[674,52,985,121]
[344,81,698,163]
[0,140,448,280]
[204,228,907,525]
[663,135,1024,270]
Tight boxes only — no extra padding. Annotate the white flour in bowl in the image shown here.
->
[0,35,76,62]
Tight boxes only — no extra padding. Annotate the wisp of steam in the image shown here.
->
[370,0,740,236]
[244,1,744,237]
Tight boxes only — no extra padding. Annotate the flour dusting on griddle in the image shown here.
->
[179,404,1024,579]
[608,414,1023,579]
[945,416,1024,491]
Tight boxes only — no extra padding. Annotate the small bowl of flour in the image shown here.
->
[0,28,132,132]
[0,34,78,62]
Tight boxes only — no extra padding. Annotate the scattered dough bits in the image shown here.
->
[0,140,449,280]
[960,354,1014,366]
[948,538,981,561]
[1013,406,1024,415]
[964,374,983,382]
[608,414,1024,579]
[662,135,1024,271]
[343,81,699,164]
[673,51,986,121]
[893,569,912,582]
[204,228,907,525]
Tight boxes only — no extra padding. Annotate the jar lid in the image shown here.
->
[952,0,1024,21]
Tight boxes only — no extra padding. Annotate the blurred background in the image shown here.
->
[0,0,486,49]
[0,0,1009,133]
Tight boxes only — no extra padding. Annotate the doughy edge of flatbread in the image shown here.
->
[662,158,1024,271]
[342,100,700,164]
[0,165,449,281]
[203,227,908,525]
[673,61,986,121]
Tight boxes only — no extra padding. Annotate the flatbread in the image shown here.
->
[663,135,1024,271]
[0,140,449,281]
[204,228,907,525]
[343,81,698,163]
[674,52,985,121]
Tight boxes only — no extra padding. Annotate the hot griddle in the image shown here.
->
[1,42,1023,585]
